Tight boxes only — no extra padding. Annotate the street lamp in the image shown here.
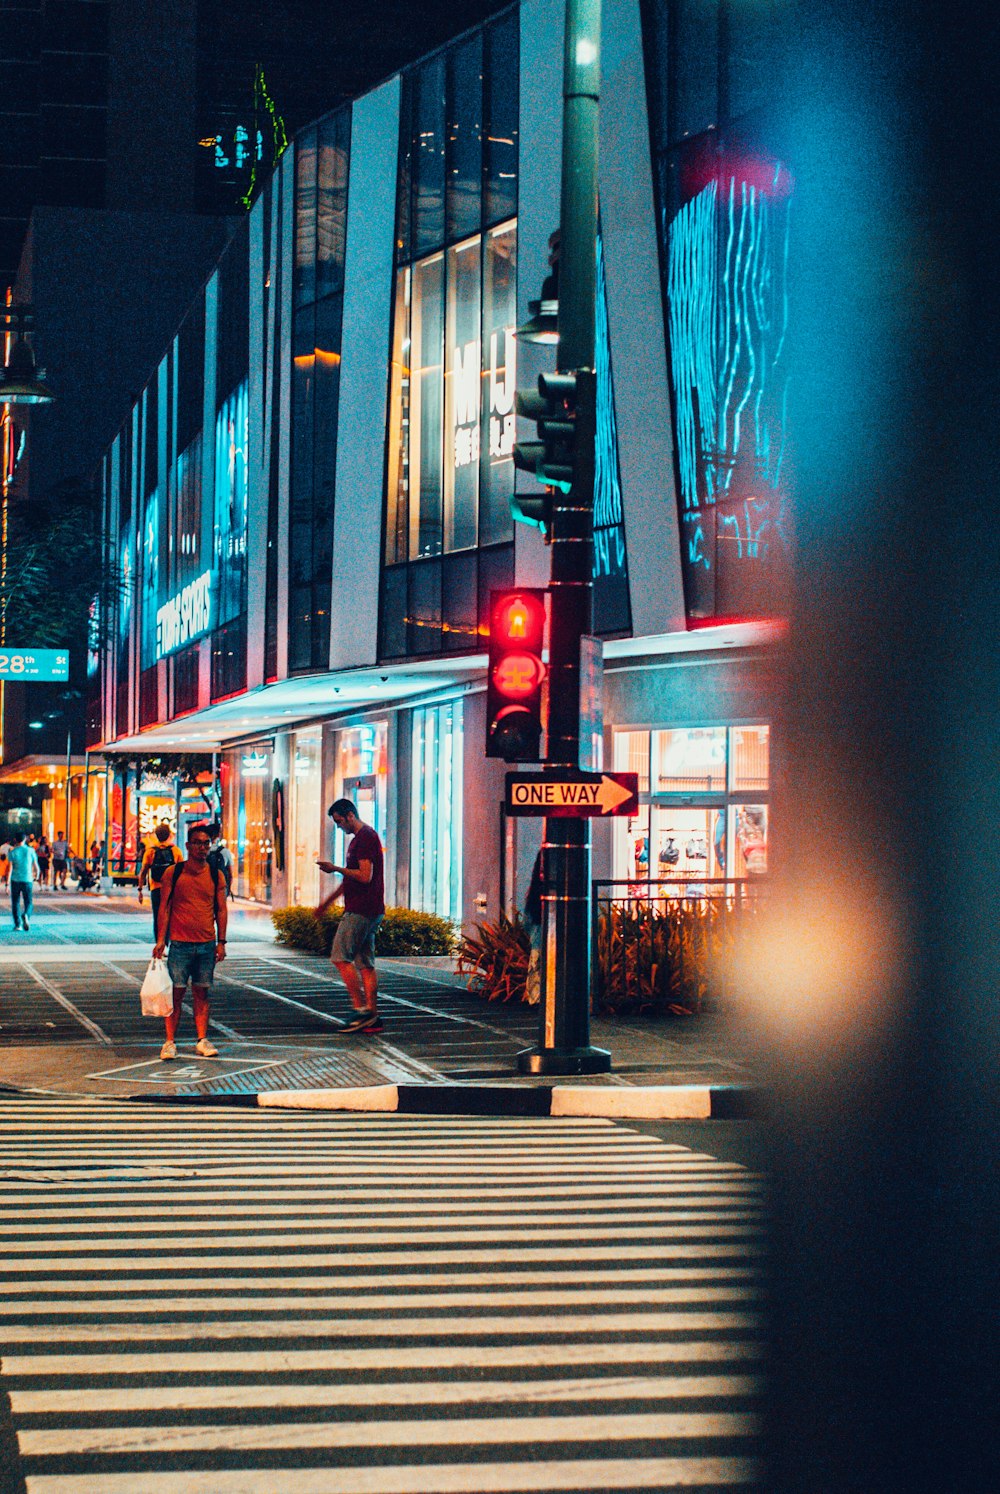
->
[0,307,55,406]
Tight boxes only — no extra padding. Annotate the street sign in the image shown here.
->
[505,771,639,818]
[0,648,69,682]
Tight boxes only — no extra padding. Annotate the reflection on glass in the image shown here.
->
[652,727,727,792]
[410,702,464,923]
[732,803,767,876]
[386,269,411,564]
[412,253,444,557]
[444,236,481,552]
[481,222,517,546]
[613,729,650,794]
[291,729,322,906]
[730,724,769,792]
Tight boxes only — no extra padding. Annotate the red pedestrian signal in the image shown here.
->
[486,589,547,762]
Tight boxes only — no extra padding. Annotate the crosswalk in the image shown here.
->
[0,1095,765,1492]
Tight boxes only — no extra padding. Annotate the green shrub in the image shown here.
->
[594,894,764,1017]
[271,904,455,957]
[457,914,533,1003]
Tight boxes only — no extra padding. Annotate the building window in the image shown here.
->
[640,0,793,622]
[290,727,323,906]
[214,378,248,627]
[612,723,770,882]
[410,701,463,925]
[387,223,517,565]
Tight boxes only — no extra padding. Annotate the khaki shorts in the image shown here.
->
[331,912,383,970]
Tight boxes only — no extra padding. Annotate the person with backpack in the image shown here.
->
[153,823,228,1061]
[138,823,183,937]
[205,824,234,899]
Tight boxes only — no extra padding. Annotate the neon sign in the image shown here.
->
[156,571,212,658]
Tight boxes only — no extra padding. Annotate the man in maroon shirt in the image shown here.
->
[316,798,385,1034]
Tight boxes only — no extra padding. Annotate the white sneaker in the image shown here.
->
[160,1040,177,1060]
[195,1037,219,1058]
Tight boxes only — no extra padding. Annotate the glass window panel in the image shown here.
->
[476,542,514,637]
[613,729,650,794]
[316,110,349,299]
[410,702,463,924]
[214,380,248,627]
[480,221,517,546]
[730,724,769,793]
[380,564,407,659]
[294,129,317,308]
[446,36,483,243]
[669,0,720,144]
[614,805,650,883]
[385,268,411,564]
[484,13,519,226]
[174,434,203,584]
[413,55,446,256]
[291,728,323,906]
[444,234,481,552]
[442,552,477,653]
[650,805,722,881]
[407,559,442,655]
[396,76,413,264]
[731,803,768,877]
[652,726,727,793]
[410,253,444,558]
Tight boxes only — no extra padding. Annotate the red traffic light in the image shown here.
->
[485,587,547,762]
[492,591,545,651]
[493,652,546,700]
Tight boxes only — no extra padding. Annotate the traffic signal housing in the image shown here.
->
[485,588,547,762]
[511,371,579,533]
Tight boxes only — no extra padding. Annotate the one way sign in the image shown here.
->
[505,771,639,818]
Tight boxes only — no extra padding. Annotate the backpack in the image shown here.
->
[150,845,177,881]
[207,846,233,897]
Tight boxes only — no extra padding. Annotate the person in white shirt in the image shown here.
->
[8,833,40,931]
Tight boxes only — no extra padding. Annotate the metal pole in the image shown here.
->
[519,0,609,1075]
[65,725,71,850]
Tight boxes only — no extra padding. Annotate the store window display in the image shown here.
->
[613,725,769,883]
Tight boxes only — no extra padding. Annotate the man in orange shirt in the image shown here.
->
[153,824,228,1061]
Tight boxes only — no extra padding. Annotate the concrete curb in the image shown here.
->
[119,1081,764,1119]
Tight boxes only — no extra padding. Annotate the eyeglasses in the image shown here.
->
[188,838,211,847]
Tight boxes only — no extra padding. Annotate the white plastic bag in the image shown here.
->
[140,958,173,1017]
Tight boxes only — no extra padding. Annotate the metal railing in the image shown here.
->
[591,877,767,1014]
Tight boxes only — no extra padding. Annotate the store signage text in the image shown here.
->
[156,572,212,659]
[451,328,516,470]
[505,771,639,818]
[241,750,269,776]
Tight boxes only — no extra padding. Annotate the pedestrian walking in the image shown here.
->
[315,798,385,1034]
[138,823,183,937]
[205,823,234,899]
[8,832,39,931]
[35,836,51,888]
[152,823,228,1061]
[0,839,10,892]
[88,840,103,879]
[51,832,70,889]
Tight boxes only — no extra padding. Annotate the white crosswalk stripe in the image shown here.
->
[0,1096,765,1492]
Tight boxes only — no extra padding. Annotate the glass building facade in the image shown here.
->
[380,11,519,660]
[641,0,793,623]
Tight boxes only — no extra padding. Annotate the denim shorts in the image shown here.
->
[331,912,383,969]
[167,940,218,989]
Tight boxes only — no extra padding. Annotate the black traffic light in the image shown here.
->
[511,371,580,533]
[485,588,547,762]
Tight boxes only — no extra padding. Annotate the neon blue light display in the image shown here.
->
[593,230,631,634]
[667,143,792,618]
[214,380,249,627]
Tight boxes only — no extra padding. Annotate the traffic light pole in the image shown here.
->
[518,0,609,1075]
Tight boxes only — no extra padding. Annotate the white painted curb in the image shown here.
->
[550,1085,714,1119]
[258,1084,399,1111]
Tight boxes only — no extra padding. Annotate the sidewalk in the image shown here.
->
[0,926,763,1117]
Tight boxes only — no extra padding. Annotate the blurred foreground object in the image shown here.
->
[744,2,999,1489]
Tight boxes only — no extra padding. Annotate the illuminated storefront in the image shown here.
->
[612,723,769,884]
[222,746,273,902]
